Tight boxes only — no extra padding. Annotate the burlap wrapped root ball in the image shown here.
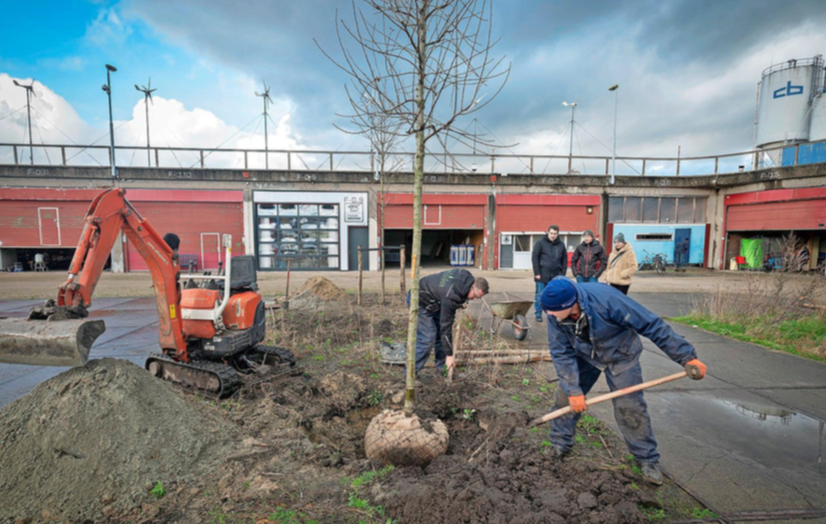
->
[364,409,449,467]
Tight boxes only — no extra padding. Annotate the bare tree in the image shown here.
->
[320,0,509,416]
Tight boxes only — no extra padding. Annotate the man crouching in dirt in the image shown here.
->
[540,277,706,485]
[409,269,489,375]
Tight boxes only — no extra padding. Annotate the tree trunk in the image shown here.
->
[404,2,428,418]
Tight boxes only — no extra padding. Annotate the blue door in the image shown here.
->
[674,228,691,267]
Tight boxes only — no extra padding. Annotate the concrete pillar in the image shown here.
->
[708,189,726,270]
[0,248,18,269]
[243,186,255,256]
[110,236,125,273]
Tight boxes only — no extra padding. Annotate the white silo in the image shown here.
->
[809,92,826,142]
[755,56,824,165]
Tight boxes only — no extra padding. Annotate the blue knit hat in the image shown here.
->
[540,278,578,311]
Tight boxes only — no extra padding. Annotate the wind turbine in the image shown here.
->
[135,78,157,167]
[13,80,36,165]
[255,82,272,169]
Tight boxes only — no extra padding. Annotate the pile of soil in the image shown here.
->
[0,359,240,523]
[299,276,345,301]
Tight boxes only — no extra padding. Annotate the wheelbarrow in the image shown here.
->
[484,295,533,341]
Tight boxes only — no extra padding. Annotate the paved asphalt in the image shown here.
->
[1,291,825,520]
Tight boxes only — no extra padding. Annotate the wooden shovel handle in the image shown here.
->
[527,371,687,428]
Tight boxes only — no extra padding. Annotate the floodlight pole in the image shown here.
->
[143,93,151,166]
[562,101,577,173]
[104,64,118,177]
[609,85,619,185]
[263,98,269,170]
[24,87,33,165]
[13,81,35,164]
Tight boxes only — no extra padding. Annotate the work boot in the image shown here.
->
[552,445,570,460]
[640,462,663,486]
[535,313,543,323]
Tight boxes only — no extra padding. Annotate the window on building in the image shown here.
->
[564,234,582,252]
[642,198,660,222]
[636,233,673,241]
[256,203,340,270]
[625,197,642,222]
[608,197,624,222]
[693,198,707,223]
[677,197,694,223]
[514,235,531,252]
[659,198,676,223]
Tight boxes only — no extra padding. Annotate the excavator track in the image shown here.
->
[252,345,297,367]
[145,353,242,399]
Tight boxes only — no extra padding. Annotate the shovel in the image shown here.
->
[527,371,688,428]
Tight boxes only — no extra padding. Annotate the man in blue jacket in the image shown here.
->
[540,277,707,485]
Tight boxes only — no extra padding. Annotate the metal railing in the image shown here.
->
[1,138,825,177]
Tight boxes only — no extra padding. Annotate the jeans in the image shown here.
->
[534,281,547,316]
[576,275,599,283]
[550,356,660,464]
[407,292,446,373]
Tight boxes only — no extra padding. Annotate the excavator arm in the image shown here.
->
[0,188,187,366]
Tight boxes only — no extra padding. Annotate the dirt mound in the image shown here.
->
[320,371,367,413]
[299,276,346,301]
[370,415,646,524]
[0,358,240,523]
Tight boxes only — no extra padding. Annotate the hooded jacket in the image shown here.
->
[571,239,608,279]
[418,269,475,355]
[545,278,697,397]
[532,236,569,284]
[603,242,638,286]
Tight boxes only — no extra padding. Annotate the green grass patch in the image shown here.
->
[266,507,321,524]
[673,313,826,363]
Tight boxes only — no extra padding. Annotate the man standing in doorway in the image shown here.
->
[410,269,489,374]
[571,230,607,283]
[532,225,569,323]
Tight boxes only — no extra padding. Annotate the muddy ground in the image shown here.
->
[0,288,706,523]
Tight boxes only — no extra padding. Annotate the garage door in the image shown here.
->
[126,201,243,271]
[726,199,826,231]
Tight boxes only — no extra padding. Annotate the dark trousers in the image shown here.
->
[550,357,660,464]
[407,292,445,373]
[534,281,547,316]
[610,283,630,295]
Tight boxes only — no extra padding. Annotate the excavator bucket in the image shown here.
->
[0,318,106,367]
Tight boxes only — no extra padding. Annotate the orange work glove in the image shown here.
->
[568,395,587,413]
[685,358,707,380]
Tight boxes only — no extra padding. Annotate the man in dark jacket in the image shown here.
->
[411,269,489,374]
[571,230,607,283]
[540,277,707,485]
[532,225,569,322]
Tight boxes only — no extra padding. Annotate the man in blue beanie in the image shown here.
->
[540,276,707,485]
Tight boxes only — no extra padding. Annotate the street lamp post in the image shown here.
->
[12,80,36,165]
[562,101,578,173]
[609,84,619,185]
[102,64,118,177]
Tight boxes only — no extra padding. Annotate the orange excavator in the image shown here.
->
[0,188,294,397]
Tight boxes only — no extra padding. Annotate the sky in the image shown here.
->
[1,0,825,174]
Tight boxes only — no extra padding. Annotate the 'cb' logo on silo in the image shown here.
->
[773,81,804,99]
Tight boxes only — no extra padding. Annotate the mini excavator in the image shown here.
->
[0,188,294,398]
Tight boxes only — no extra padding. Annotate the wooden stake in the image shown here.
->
[284,259,292,310]
[357,245,363,306]
[400,245,406,303]
[381,248,386,305]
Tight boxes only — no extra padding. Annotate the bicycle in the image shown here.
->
[639,250,668,274]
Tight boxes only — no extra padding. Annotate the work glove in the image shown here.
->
[568,395,587,413]
[684,358,707,380]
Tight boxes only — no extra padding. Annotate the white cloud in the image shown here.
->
[85,8,133,47]
[0,74,306,169]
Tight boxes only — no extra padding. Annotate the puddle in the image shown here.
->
[654,392,826,475]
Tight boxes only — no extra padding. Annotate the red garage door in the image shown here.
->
[382,193,487,229]
[726,198,826,231]
[0,189,100,248]
[124,191,244,272]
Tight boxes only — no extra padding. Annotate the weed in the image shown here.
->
[208,506,229,524]
[529,427,540,433]
[461,408,477,420]
[521,378,530,386]
[640,507,665,522]
[350,465,395,488]
[630,482,639,490]
[540,440,552,448]
[511,395,520,402]
[242,481,250,491]
[539,386,548,393]
[149,481,165,499]
[312,355,325,361]
[691,508,719,519]
[367,390,383,406]
[267,507,321,524]
[370,373,380,379]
